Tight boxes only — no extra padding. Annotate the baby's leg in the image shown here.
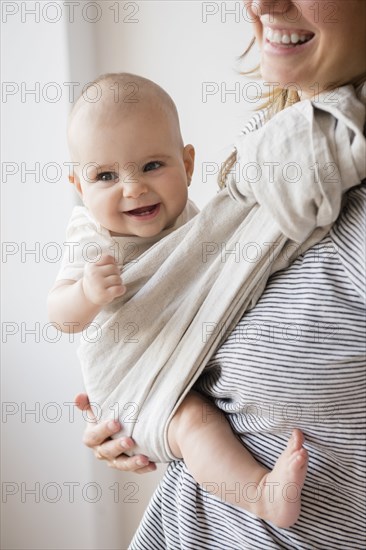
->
[168,391,308,528]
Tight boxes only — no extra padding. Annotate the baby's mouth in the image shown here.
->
[125,203,160,217]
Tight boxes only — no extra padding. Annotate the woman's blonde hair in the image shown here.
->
[218,38,366,189]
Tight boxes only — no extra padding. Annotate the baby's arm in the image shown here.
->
[48,255,126,333]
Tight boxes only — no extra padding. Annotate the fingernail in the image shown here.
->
[136,458,148,467]
[120,439,131,450]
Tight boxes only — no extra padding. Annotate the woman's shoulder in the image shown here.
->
[330,180,366,302]
[240,110,267,136]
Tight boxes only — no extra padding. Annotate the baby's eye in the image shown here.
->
[143,161,162,173]
[97,172,118,182]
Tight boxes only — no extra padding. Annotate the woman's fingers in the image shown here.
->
[134,463,157,474]
[74,393,98,425]
[82,418,121,448]
[74,393,90,411]
[74,392,156,474]
[93,436,135,461]
[74,393,120,446]
[109,454,157,474]
[93,437,157,473]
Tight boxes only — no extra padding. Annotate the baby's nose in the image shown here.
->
[120,176,148,198]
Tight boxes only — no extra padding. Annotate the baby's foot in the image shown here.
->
[256,429,308,528]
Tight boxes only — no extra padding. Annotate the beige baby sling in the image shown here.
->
[78,84,366,462]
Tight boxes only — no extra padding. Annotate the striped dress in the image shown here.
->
[130,113,366,550]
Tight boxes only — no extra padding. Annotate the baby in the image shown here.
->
[48,72,308,528]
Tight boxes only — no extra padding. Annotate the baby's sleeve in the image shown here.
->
[55,206,112,282]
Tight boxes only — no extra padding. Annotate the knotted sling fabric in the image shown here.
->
[78,84,366,463]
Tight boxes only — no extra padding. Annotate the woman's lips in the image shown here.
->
[263,33,315,56]
[124,203,161,220]
[262,24,315,55]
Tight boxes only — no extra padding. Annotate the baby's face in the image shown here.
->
[70,103,194,237]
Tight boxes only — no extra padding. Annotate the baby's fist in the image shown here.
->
[82,254,126,306]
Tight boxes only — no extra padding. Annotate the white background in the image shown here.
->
[1,1,259,548]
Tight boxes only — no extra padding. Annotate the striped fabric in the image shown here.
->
[130,112,366,550]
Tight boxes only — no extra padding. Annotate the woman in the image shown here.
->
[76,0,366,547]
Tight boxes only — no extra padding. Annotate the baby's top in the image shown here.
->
[56,199,199,282]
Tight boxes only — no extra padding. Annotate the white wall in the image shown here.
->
[1,6,90,550]
[1,2,257,549]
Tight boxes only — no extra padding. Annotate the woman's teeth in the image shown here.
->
[265,27,314,46]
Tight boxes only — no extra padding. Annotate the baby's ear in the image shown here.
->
[183,144,195,184]
[68,173,83,197]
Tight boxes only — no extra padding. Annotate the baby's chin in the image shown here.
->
[109,225,164,238]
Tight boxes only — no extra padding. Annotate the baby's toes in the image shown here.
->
[290,429,305,452]
[291,448,309,471]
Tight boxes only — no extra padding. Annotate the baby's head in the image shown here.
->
[68,73,195,237]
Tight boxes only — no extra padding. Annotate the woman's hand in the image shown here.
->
[74,393,157,474]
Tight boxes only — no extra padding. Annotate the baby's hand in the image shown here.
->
[82,254,126,306]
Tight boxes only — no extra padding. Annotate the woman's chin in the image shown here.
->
[261,66,306,95]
